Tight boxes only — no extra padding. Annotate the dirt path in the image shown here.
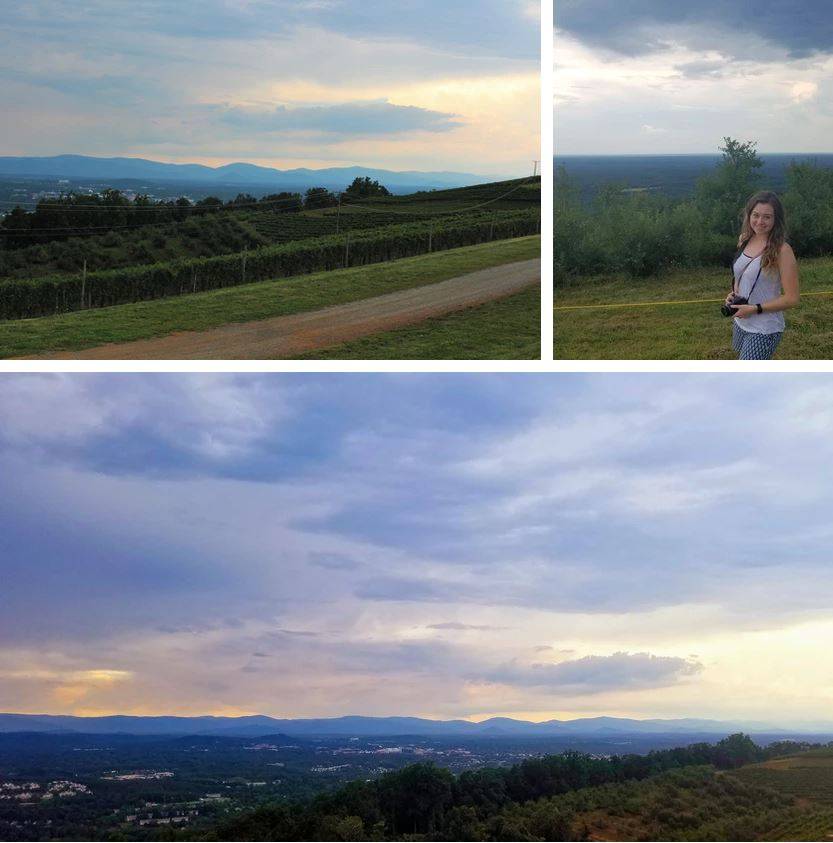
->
[40,259,540,359]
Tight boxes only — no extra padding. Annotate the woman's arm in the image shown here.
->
[732,243,799,318]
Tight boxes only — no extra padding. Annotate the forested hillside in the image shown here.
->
[214,734,833,841]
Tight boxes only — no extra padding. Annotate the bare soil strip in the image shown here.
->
[39,259,540,360]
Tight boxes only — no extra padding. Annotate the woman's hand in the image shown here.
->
[725,291,736,306]
[732,304,757,319]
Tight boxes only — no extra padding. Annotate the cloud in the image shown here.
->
[355,577,456,603]
[214,100,461,136]
[427,622,509,631]
[0,373,289,471]
[4,374,833,722]
[0,2,537,173]
[555,0,833,59]
[674,59,727,79]
[4,0,537,59]
[487,652,703,692]
[309,552,361,571]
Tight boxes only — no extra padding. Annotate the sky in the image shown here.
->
[3,373,833,726]
[0,1,540,176]
[555,0,833,154]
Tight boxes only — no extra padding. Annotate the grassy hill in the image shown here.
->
[0,178,539,325]
[0,178,539,282]
[298,284,540,360]
[555,255,833,359]
[0,237,539,358]
[510,750,833,841]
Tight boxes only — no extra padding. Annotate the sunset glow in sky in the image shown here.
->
[1,1,540,176]
[555,0,833,154]
[3,373,833,727]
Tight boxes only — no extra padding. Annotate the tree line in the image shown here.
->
[0,177,391,248]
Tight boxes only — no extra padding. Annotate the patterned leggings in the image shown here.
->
[732,322,783,360]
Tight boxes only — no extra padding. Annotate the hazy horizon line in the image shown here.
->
[1,711,823,728]
[0,151,509,179]
[554,151,833,158]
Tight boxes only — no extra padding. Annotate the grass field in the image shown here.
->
[299,284,539,360]
[555,255,833,359]
[0,236,539,358]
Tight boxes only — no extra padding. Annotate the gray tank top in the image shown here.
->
[732,251,785,335]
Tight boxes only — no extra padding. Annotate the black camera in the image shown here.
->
[721,293,748,317]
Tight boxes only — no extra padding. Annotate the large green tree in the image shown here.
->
[695,137,764,236]
[344,176,390,198]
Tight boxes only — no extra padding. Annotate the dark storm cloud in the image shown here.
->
[555,0,833,58]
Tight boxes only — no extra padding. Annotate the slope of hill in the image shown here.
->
[735,748,833,805]
[509,765,830,841]
[0,177,540,284]
[215,738,833,841]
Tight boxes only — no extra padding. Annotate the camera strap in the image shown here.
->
[733,248,765,300]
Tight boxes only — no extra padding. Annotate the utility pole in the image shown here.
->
[532,160,540,177]
[335,195,341,234]
[344,232,351,267]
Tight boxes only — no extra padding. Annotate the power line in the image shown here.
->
[554,290,833,311]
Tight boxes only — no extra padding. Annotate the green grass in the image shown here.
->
[299,284,540,360]
[555,256,833,359]
[0,236,539,358]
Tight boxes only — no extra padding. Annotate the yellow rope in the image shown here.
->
[554,290,833,312]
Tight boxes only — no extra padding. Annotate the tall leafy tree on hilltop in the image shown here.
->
[695,137,763,237]
[344,176,390,198]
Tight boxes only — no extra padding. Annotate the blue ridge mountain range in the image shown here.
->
[0,713,818,738]
[0,155,495,190]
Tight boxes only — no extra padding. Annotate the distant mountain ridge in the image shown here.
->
[0,713,810,738]
[0,155,494,190]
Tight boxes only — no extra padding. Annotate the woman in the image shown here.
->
[725,191,799,360]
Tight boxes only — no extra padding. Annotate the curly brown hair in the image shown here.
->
[737,191,786,272]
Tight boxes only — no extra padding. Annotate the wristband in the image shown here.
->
[756,303,763,315]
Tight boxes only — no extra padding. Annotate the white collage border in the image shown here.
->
[5,0,826,375]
